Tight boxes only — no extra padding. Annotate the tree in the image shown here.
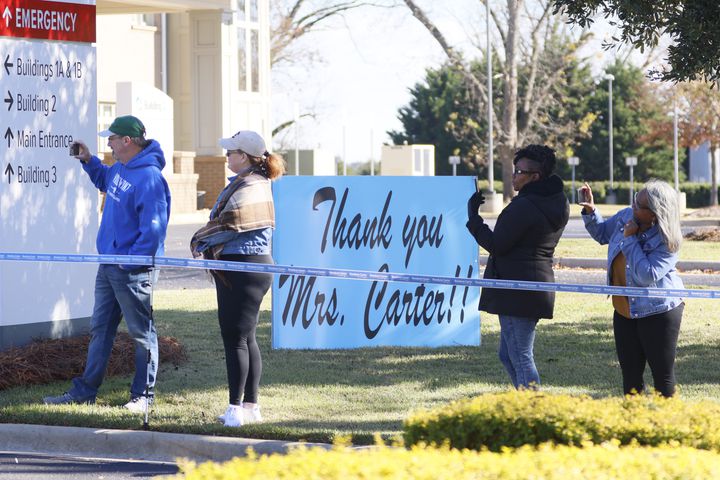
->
[571,60,678,184]
[673,82,720,205]
[270,1,380,138]
[402,0,593,199]
[388,63,489,176]
[552,0,720,84]
[271,0,372,68]
[389,43,598,178]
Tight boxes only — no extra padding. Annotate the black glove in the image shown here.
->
[467,191,485,219]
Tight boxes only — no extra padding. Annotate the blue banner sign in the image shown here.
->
[271,176,481,349]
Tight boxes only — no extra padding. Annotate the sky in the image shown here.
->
[271,3,462,165]
[270,2,640,166]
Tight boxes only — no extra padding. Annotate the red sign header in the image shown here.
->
[0,0,95,43]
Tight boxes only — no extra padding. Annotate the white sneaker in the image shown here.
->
[222,405,243,427]
[243,405,263,424]
[124,396,153,413]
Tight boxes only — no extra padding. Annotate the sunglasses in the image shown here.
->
[512,168,540,176]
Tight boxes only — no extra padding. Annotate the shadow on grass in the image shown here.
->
[675,342,720,386]
[145,307,623,398]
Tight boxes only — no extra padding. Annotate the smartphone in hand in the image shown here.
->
[69,142,81,156]
[576,187,590,204]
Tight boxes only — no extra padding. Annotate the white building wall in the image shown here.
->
[381,145,436,176]
[96,16,158,103]
[689,141,718,184]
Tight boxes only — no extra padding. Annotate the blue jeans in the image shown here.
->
[498,315,540,389]
[69,265,159,401]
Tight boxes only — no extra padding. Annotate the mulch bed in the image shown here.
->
[0,333,187,391]
[684,228,720,242]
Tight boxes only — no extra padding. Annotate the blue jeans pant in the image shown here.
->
[69,265,159,401]
[498,315,540,389]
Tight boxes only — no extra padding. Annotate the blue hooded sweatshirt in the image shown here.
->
[82,140,171,267]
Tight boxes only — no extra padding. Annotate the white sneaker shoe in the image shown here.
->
[222,405,243,427]
[243,404,263,424]
[124,396,153,413]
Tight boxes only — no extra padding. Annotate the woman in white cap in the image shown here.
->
[191,130,285,427]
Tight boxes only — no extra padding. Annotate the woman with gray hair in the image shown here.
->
[579,179,684,397]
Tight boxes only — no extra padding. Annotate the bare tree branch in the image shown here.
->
[271,0,386,67]
[402,0,488,104]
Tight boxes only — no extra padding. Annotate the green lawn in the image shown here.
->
[553,238,720,261]
[1,288,719,444]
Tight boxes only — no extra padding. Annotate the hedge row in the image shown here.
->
[175,443,720,479]
[476,179,718,208]
[403,391,720,452]
[562,181,717,208]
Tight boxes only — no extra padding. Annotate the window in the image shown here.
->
[414,150,421,173]
[423,149,431,175]
[97,102,116,153]
[236,0,260,92]
[236,0,246,21]
[238,28,247,91]
[250,30,259,91]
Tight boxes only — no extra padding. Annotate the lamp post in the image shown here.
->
[486,0,494,192]
[604,73,615,203]
[568,156,579,203]
[673,98,679,192]
[370,129,375,176]
[342,124,347,176]
[293,102,300,175]
[626,156,637,205]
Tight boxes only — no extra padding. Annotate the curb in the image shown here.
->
[477,256,720,272]
[0,423,330,463]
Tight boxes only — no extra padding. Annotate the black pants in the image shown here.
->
[214,254,273,405]
[613,304,683,397]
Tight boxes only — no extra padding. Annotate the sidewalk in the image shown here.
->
[169,209,211,226]
[0,423,329,463]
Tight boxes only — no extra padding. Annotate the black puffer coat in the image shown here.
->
[466,174,569,319]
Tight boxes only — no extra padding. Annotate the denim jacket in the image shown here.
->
[582,207,683,319]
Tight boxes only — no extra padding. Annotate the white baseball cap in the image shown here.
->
[219,130,267,157]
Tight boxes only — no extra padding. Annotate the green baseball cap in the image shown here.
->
[99,115,146,138]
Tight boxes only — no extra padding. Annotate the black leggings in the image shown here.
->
[613,304,683,397]
[214,254,273,405]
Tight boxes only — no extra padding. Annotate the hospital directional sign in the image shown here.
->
[1,0,95,190]
[0,1,98,332]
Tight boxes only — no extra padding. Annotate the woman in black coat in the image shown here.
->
[466,145,569,389]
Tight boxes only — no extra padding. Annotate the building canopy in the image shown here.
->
[97,0,234,14]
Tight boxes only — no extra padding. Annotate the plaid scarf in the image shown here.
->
[190,170,275,265]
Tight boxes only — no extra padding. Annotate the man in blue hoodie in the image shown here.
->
[43,115,171,412]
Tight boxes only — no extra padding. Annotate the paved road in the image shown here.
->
[0,453,177,480]
[158,222,213,290]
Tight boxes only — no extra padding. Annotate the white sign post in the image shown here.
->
[448,155,460,176]
[568,156,579,203]
[626,156,638,205]
[0,0,98,349]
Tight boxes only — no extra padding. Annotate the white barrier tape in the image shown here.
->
[0,252,717,299]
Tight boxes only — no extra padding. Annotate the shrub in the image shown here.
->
[173,442,720,479]
[403,391,720,451]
